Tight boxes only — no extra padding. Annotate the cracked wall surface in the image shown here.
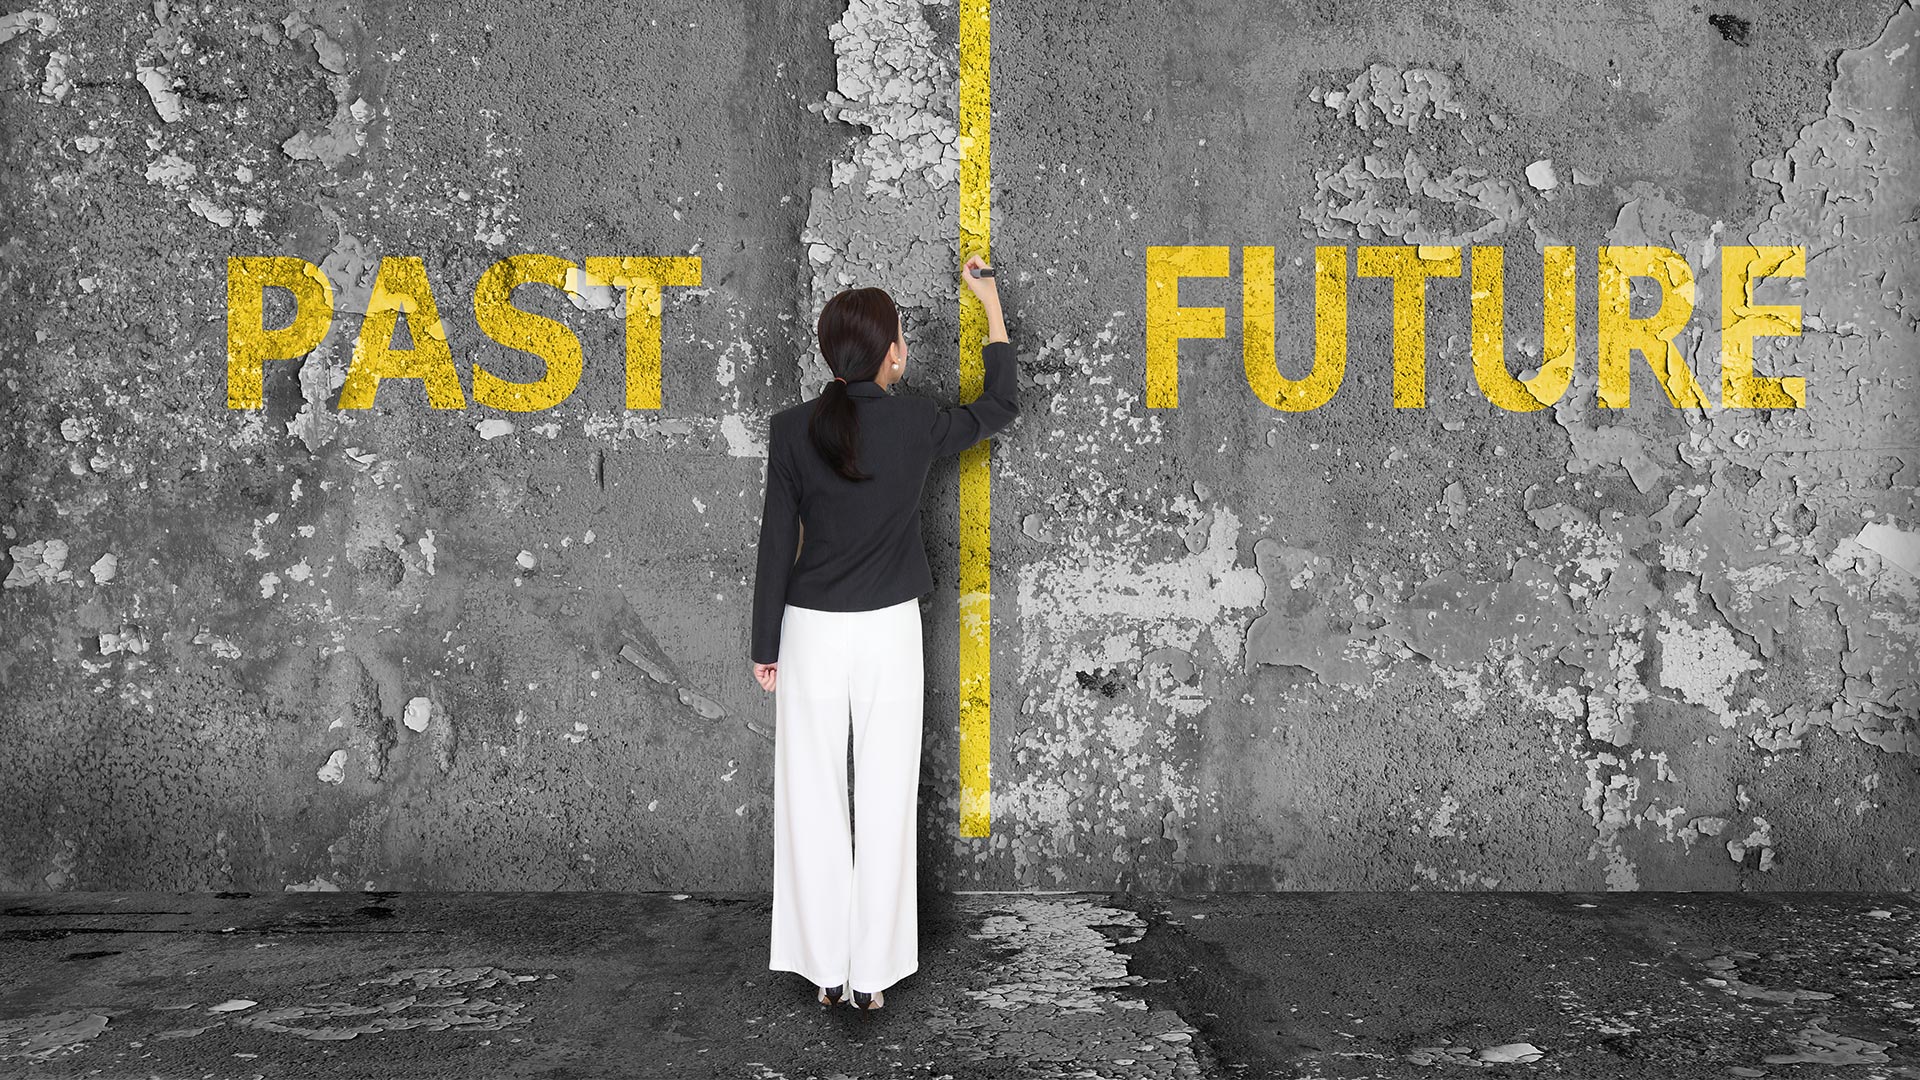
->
[1,0,1914,893]
[985,0,1916,893]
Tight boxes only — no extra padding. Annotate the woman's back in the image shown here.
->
[749,341,1018,665]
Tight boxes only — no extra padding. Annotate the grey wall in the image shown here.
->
[1,0,1913,893]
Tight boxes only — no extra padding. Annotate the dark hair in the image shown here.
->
[810,287,900,482]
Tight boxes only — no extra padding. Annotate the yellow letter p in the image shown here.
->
[227,257,334,409]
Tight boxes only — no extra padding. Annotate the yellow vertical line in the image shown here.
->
[956,0,992,838]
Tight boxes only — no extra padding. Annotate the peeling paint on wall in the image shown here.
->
[801,0,960,352]
[1239,0,1919,892]
[0,0,1911,894]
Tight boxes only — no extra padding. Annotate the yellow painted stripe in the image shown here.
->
[956,0,992,838]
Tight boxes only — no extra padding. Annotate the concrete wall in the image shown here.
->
[1,0,1912,893]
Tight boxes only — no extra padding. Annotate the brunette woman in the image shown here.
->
[751,254,1018,1012]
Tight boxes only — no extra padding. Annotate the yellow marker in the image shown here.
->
[957,0,992,837]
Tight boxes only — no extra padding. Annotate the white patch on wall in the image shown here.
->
[188,194,235,227]
[718,413,765,457]
[39,48,71,103]
[1655,612,1762,727]
[3,539,70,588]
[0,10,59,45]
[1726,816,1776,871]
[1856,520,1920,577]
[136,65,184,122]
[1425,793,1464,839]
[1016,504,1265,672]
[143,154,194,189]
[285,875,343,892]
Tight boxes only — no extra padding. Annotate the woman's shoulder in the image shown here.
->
[883,388,938,413]
[767,402,811,452]
[772,389,933,432]
[773,399,816,426]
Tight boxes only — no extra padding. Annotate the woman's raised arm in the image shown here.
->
[929,254,1019,456]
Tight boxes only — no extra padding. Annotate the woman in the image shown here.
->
[751,254,1018,1012]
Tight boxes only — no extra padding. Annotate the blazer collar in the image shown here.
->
[845,379,889,398]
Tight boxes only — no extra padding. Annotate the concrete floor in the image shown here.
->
[0,891,1912,1079]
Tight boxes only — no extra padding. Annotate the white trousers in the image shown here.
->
[768,596,925,994]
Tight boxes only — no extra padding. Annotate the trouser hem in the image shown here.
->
[770,959,844,988]
[848,962,918,995]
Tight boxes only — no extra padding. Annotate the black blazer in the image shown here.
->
[751,341,1020,664]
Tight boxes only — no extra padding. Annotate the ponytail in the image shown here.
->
[810,288,900,483]
[809,376,869,482]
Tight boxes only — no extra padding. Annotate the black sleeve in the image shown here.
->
[929,340,1020,457]
[750,417,801,665]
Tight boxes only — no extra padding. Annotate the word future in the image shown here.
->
[1145,245,1807,411]
[226,255,701,411]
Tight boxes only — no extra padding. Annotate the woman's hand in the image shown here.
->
[961,254,1000,308]
[754,662,777,692]
[962,254,1009,343]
